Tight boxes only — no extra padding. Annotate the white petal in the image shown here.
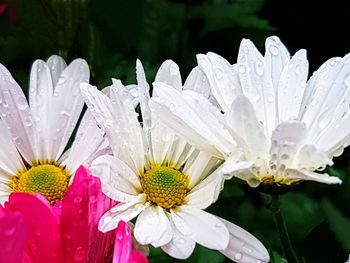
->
[303,54,350,156]
[150,90,222,158]
[238,39,276,137]
[264,36,290,90]
[183,66,210,96]
[154,60,182,92]
[301,56,350,144]
[165,139,195,169]
[161,220,196,259]
[277,49,308,122]
[99,201,149,233]
[183,151,219,188]
[134,206,173,247]
[186,164,225,209]
[270,121,307,171]
[0,64,38,163]
[90,155,141,200]
[65,110,105,173]
[225,95,268,161]
[171,206,229,250]
[150,83,234,157]
[196,52,241,112]
[48,58,89,161]
[0,120,25,175]
[29,60,54,160]
[219,217,270,263]
[136,59,152,136]
[150,121,176,165]
[284,169,341,184]
[294,144,332,170]
[46,55,67,86]
[81,83,145,174]
[215,156,258,187]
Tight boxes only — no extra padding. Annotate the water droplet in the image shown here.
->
[5,227,16,236]
[243,45,249,54]
[214,68,224,79]
[344,73,350,88]
[318,110,330,129]
[175,238,186,245]
[269,45,279,55]
[58,76,66,85]
[267,95,274,103]
[74,196,83,204]
[169,103,175,112]
[238,65,246,74]
[89,195,97,203]
[234,252,243,260]
[17,97,28,110]
[24,117,33,127]
[74,246,86,261]
[169,63,179,76]
[255,61,264,76]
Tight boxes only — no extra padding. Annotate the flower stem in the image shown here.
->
[270,195,300,263]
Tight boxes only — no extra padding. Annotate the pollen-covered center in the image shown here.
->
[11,164,70,205]
[140,166,189,209]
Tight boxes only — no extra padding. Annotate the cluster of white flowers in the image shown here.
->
[1,36,349,262]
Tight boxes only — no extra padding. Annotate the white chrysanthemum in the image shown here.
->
[81,60,269,262]
[0,55,105,204]
[150,36,344,189]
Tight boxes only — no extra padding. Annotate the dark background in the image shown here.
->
[1,0,350,262]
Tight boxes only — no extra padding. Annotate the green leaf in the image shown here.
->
[322,199,350,250]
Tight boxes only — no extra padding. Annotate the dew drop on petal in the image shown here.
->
[17,97,28,110]
[169,63,179,76]
[243,45,249,54]
[234,252,243,261]
[269,45,279,56]
[255,61,264,76]
[214,68,224,79]
[74,246,86,261]
[238,65,246,74]
[58,76,66,85]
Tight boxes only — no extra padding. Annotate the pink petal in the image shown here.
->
[61,165,115,263]
[7,193,64,263]
[0,206,29,263]
[113,221,149,263]
[113,221,133,263]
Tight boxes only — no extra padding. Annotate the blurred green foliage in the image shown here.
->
[1,0,349,262]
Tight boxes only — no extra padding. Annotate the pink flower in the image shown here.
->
[0,166,147,263]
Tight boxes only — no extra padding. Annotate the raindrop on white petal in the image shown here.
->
[255,61,264,76]
[317,110,330,129]
[214,68,224,79]
[169,63,179,76]
[175,238,186,245]
[267,95,274,103]
[58,76,66,85]
[238,65,246,74]
[24,117,33,127]
[344,73,350,88]
[269,45,279,56]
[17,97,28,110]
[169,103,175,112]
[234,253,243,261]
[243,45,249,54]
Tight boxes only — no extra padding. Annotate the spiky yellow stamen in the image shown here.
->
[140,166,189,209]
[11,164,70,205]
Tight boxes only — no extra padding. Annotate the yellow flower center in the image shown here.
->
[11,164,70,205]
[140,166,189,209]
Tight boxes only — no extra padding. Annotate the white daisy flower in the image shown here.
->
[150,36,344,190]
[0,55,105,204]
[80,60,270,262]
